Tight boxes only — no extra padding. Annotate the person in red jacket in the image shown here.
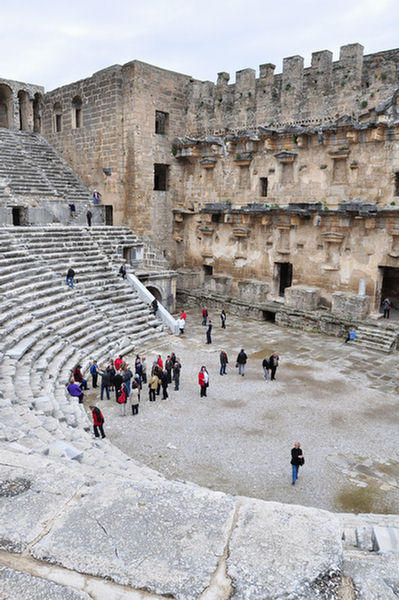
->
[117,383,128,416]
[89,405,106,438]
[157,355,163,369]
[202,307,208,326]
[198,365,209,397]
[114,355,124,371]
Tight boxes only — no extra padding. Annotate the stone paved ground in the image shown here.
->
[85,312,399,514]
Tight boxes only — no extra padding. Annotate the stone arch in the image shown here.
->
[18,90,30,131]
[53,101,62,132]
[147,286,162,303]
[0,84,13,129]
[72,95,82,128]
[33,93,42,133]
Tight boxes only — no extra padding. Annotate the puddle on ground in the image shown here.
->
[221,399,246,409]
[376,460,399,479]
[336,484,396,514]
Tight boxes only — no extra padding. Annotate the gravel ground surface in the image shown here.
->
[85,313,399,514]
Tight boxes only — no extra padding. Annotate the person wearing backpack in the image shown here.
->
[262,357,270,381]
[89,405,106,438]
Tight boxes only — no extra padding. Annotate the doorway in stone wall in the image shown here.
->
[379,266,399,317]
[12,206,27,226]
[104,205,113,226]
[274,262,292,297]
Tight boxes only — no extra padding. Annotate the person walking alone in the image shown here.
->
[219,349,228,375]
[198,366,209,397]
[206,320,212,344]
[290,442,304,485]
[202,307,208,326]
[66,267,75,289]
[382,297,391,318]
[220,309,226,329]
[236,349,247,376]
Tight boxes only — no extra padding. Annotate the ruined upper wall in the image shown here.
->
[0,77,44,131]
[187,44,399,136]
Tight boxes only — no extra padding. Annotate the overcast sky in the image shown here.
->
[1,0,398,91]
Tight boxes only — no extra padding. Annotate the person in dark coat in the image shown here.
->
[86,209,92,227]
[206,320,212,344]
[165,355,173,383]
[262,357,270,382]
[291,442,304,485]
[113,370,124,402]
[119,263,127,279]
[219,350,228,375]
[66,267,75,288]
[269,352,280,381]
[98,367,111,401]
[220,309,226,329]
[173,358,181,391]
[236,349,247,376]
[89,405,105,438]
[160,370,169,400]
[382,297,391,318]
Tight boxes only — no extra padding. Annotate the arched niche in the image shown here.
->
[147,286,162,303]
[33,93,42,133]
[72,95,82,129]
[18,90,30,131]
[0,84,13,129]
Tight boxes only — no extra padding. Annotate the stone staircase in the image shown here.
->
[0,128,91,204]
[0,226,167,455]
[352,323,397,353]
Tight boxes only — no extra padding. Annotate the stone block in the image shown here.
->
[372,526,399,554]
[284,285,321,311]
[332,292,370,319]
[48,440,83,461]
[237,279,269,304]
[0,566,91,599]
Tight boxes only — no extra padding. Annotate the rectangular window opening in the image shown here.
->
[154,164,169,191]
[203,265,213,276]
[260,177,268,197]
[75,108,82,129]
[155,111,169,135]
[395,172,399,196]
[55,114,62,132]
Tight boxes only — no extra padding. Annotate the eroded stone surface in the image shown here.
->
[31,479,236,600]
[0,566,91,600]
[227,499,343,599]
[0,449,85,552]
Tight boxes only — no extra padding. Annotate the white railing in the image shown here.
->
[126,273,179,335]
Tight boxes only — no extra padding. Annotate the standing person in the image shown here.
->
[160,370,169,400]
[269,351,280,381]
[178,316,185,335]
[113,370,124,402]
[198,366,209,397]
[66,267,75,288]
[148,370,159,401]
[236,349,247,376]
[98,367,111,401]
[219,349,228,376]
[262,357,270,382]
[89,405,105,438]
[123,363,133,397]
[206,320,212,344]
[67,380,84,403]
[180,309,186,321]
[202,307,208,326]
[114,355,124,371]
[291,442,304,485]
[130,380,140,415]
[86,209,92,227]
[141,356,147,384]
[108,361,116,392]
[151,298,158,314]
[119,262,127,279]
[93,189,101,204]
[117,383,128,416]
[157,355,163,370]
[173,358,181,391]
[90,360,99,388]
[165,355,173,384]
[135,357,143,386]
[73,364,88,390]
[220,309,226,329]
[68,202,76,218]
[382,297,391,318]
